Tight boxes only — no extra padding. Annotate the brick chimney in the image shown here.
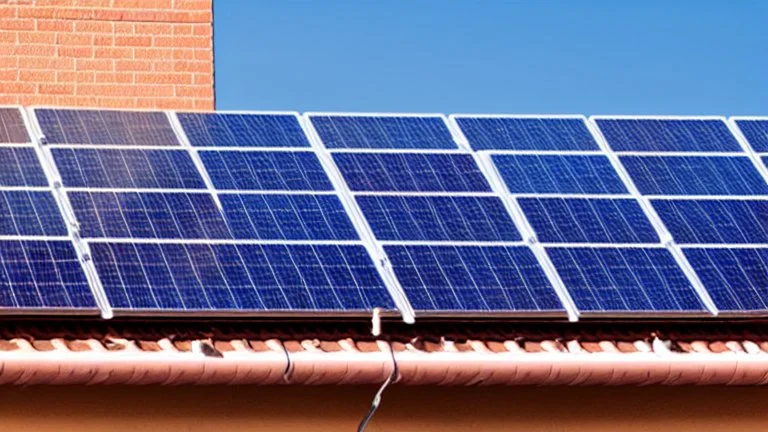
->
[0,0,213,110]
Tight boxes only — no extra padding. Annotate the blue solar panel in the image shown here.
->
[310,115,457,150]
[735,120,768,153]
[333,153,491,192]
[0,240,95,309]
[178,112,311,148]
[0,148,48,186]
[684,247,768,312]
[52,148,206,189]
[0,191,67,237]
[455,117,600,151]
[219,194,359,240]
[384,244,563,312]
[547,247,707,313]
[492,154,628,194]
[519,198,659,244]
[652,200,768,244]
[595,118,741,152]
[357,195,520,242]
[36,109,179,146]
[69,191,231,239]
[200,150,333,191]
[620,156,768,196]
[90,242,395,311]
[0,108,30,143]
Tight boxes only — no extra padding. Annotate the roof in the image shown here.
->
[2,319,768,385]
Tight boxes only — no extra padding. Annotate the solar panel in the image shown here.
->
[356,195,520,242]
[453,116,600,151]
[308,114,458,150]
[91,242,395,311]
[35,108,179,146]
[199,150,333,191]
[492,154,628,194]
[69,191,233,240]
[652,199,768,244]
[52,148,206,189]
[0,148,49,187]
[684,247,768,312]
[0,191,67,236]
[178,112,311,148]
[547,247,707,313]
[620,155,768,196]
[518,198,659,244]
[219,193,359,240]
[384,245,563,312]
[734,119,768,153]
[0,108,30,143]
[333,153,491,192]
[594,118,742,152]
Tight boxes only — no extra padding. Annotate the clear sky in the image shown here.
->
[213,1,767,115]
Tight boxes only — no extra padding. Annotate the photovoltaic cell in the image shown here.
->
[219,194,359,240]
[178,112,311,148]
[0,191,67,236]
[52,148,206,189]
[333,152,491,192]
[36,109,179,146]
[620,156,768,196]
[383,245,564,312]
[547,247,706,313]
[90,242,395,311]
[310,115,457,150]
[518,198,659,244]
[356,195,520,242]
[199,150,333,191]
[0,148,48,187]
[455,117,599,151]
[0,240,95,309]
[652,199,768,244]
[734,119,768,152]
[492,154,628,194]
[595,118,742,152]
[0,108,30,143]
[69,191,232,239]
[684,247,768,312]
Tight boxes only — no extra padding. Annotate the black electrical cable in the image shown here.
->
[357,340,398,432]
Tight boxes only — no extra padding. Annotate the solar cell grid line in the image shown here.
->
[305,112,462,150]
[176,111,312,148]
[0,107,31,144]
[32,108,180,147]
[730,117,768,185]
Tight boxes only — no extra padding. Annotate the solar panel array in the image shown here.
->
[0,106,764,322]
[453,115,708,315]
[594,116,768,314]
[307,113,566,315]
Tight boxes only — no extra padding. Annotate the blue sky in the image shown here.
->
[213,1,767,115]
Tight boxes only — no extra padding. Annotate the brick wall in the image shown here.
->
[0,0,213,110]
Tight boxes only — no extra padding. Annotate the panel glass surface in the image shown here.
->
[493,154,628,194]
[734,119,768,153]
[547,247,707,313]
[219,193,359,240]
[684,247,768,312]
[333,152,491,192]
[0,148,48,187]
[595,118,741,152]
[356,195,520,242]
[200,150,333,191]
[178,113,311,148]
[384,244,564,312]
[0,240,96,309]
[518,198,659,244]
[620,155,768,196]
[52,148,206,189]
[0,108,30,143]
[652,199,768,244]
[90,242,395,311]
[310,115,457,149]
[36,109,179,146]
[456,117,599,151]
[0,191,67,236]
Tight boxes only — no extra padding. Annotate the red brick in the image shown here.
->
[193,98,213,110]
[18,32,56,44]
[19,94,58,106]
[13,44,56,56]
[0,8,17,19]
[134,48,174,60]
[54,8,96,20]
[56,95,99,106]
[115,60,152,71]
[193,49,212,61]
[95,47,133,59]
[0,32,16,43]
[154,36,209,48]
[135,23,172,35]
[0,70,18,81]
[174,85,209,98]
[18,7,56,19]
[58,46,95,58]
[115,22,133,33]
[174,0,212,11]
[115,36,152,47]
[57,33,94,46]
[0,19,35,31]
[0,57,17,68]
[96,97,139,108]
[0,82,36,94]
[173,24,193,36]
[20,70,56,82]
[153,61,175,72]
[76,58,114,71]
[36,19,73,32]
[193,73,212,85]
[0,95,19,105]
[192,25,212,37]
[18,57,75,70]
[95,72,134,84]
[173,49,194,60]
[94,35,115,46]
[75,21,113,33]
[136,72,191,84]
[113,0,172,8]
[39,83,75,95]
